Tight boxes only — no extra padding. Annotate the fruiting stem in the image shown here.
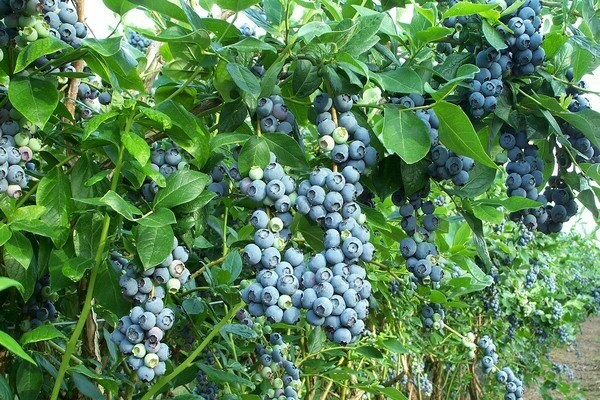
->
[140,302,245,400]
[50,113,130,400]
[156,66,202,107]
[190,254,229,279]
[47,341,83,365]
[443,324,466,341]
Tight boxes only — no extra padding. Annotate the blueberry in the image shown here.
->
[98,91,112,104]
[247,180,267,202]
[469,92,485,108]
[256,97,274,118]
[261,115,279,133]
[260,246,281,269]
[314,93,333,113]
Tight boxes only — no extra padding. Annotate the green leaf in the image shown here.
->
[221,324,258,339]
[430,290,447,304]
[4,231,33,270]
[68,364,119,394]
[222,251,242,284]
[210,132,251,151]
[482,19,507,50]
[16,361,42,399]
[197,364,254,387]
[73,213,104,260]
[0,276,24,294]
[217,0,260,11]
[8,76,59,129]
[156,101,210,167]
[136,208,177,227]
[36,167,72,229]
[262,133,309,169]
[0,223,12,246]
[135,224,174,270]
[217,99,248,134]
[292,59,322,98]
[382,339,408,354]
[339,14,384,56]
[444,2,498,18]
[226,63,260,99]
[225,37,276,52]
[82,111,119,141]
[139,107,172,130]
[15,37,69,73]
[238,135,270,176]
[100,190,142,221]
[433,102,497,169]
[20,325,66,346]
[94,262,130,317]
[472,204,504,224]
[381,106,430,164]
[375,68,422,94]
[0,330,36,364]
[401,160,429,196]
[0,375,12,400]
[122,130,150,166]
[153,170,210,209]
[62,256,95,282]
[82,37,122,56]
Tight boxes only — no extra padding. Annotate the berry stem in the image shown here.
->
[140,301,246,400]
[50,112,131,400]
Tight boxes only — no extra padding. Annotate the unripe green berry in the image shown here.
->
[249,166,263,180]
[277,295,292,309]
[332,127,349,144]
[14,132,29,146]
[144,353,160,368]
[357,213,367,225]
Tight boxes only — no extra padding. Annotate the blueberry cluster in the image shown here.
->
[416,374,433,397]
[394,186,444,286]
[109,239,191,382]
[195,370,219,400]
[536,176,578,234]
[194,351,219,400]
[127,30,151,53]
[552,363,575,381]
[496,367,525,400]
[556,326,569,343]
[420,303,445,332]
[313,93,378,172]
[468,47,505,117]
[253,331,301,399]
[500,129,549,231]
[295,166,373,344]
[21,275,58,330]
[208,161,241,197]
[141,142,188,201]
[0,101,40,198]
[257,95,296,135]
[516,224,534,246]
[500,0,544,76]
[77,81,112,109]
[551,302,563,320]
[0,0,85,50]
[483,285,501,317]
[501,130,544,200]
[562,76,600,163]
[543,274,557,292]
[389,279,402,296]
[428,144,474,186]
[241,154,373,345]
[478,335,499,374]
[239,23,255,37]
[42,0,87,47]
[524,262,540,289]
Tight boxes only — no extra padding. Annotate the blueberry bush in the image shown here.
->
[0,0,599,399]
